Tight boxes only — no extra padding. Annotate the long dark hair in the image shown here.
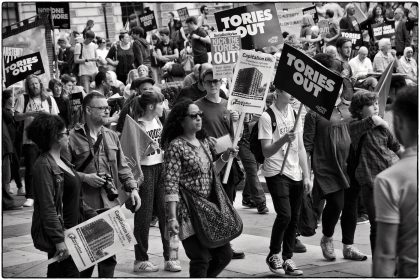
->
[161,99,207,149]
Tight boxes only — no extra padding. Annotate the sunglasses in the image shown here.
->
[186,111,203,120]
[58,130,70,136]
[203,79,221,86]
[89,106,111,111]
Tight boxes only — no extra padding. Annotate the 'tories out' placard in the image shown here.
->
[210,31,241,80]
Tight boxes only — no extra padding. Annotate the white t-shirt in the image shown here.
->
[258,104,302,180]
[140,118,164,166]
[15,94,59,145]
[74,42,98,76]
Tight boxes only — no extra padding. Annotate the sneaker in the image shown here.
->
[343,245,368,261]
[357,214,369,225]
[266,254,285,275]
[242,199,257,208]
[294,238,307,253]
[164,260,182,272]
[283,259,303,276]
[232,248,245,259]
[320,236,336,261]
[133,260,159,272]
[23,198,34,207]
[150,216,158,227]
[17,188,26,196]
[257,203,269,214]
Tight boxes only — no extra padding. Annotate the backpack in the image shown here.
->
[249,108,276,164]
[71,43,83,76]
[23,94,52,113]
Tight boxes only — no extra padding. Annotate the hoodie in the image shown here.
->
[133,37,151,68]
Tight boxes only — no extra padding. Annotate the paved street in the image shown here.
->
[2,182,372,278]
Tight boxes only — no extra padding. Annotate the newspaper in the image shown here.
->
[64,206,136,271]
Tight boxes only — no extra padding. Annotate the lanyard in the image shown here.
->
[84,124,112,176]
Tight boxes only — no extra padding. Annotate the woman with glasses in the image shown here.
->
[161,98,238,277]
[27,113,83,277]
[96,37,109,69]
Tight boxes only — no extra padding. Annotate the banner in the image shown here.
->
[35,3,70,29]
[227,50,276,114]
[64,206,136,271]
[3,52,44,88]
[302,6,318,23]
[340,31,363,48]
[177,7,189,22]
[210,31,241,80]
[139,10,158,32]
[318,19,330,37]
[3,23,51,88]
[372,22,395,41]
[274,44,343,120]
[214,3,283,50]
[277,8,304,37]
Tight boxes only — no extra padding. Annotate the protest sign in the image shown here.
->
[340,31,363,48]
[36,3,70,29]
[177,7,189,22]
[354,3,368,24]
[372,22,395,41]
[65,206,136,271]
[69,91,84,127]
[214,3,283,50]
[302,6,319,23]
[274,44,343,120]
[277,8,304,37]
[139,10,158,32]
[227,50,276,114]
[210,31,241,80]
[4,52,44,88]
[318,19,330,37]
[3,20,51,88]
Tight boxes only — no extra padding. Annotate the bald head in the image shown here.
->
[357,46,368,61]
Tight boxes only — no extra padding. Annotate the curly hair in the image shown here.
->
[161,99,207,149]
[349,90,378,119]
[25,74,49,101]
[27,113,66,153]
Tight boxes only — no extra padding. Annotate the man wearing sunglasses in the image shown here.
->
[66,92,141,277]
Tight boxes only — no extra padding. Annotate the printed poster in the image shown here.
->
[69,91,84,127]
[302,6,319,23]
[277,8,304,37]
[64,206,136,271]
[3,52,44,88]
[177,7,189,22]
[227,50,276,114]
[139,10,158,32]
[274,44,343,120]
[210,31,242,80]
[35,3,70,29]
[340,31,363,48]
[372,22,395,41]
[214,3,283,50]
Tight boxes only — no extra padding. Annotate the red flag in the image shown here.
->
[375,59,395,118]
[120,115,153,186]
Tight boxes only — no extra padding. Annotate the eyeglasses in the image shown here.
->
[186,111,203,120]
[203,79,221,86]
[58,130,69,136]
[89,106,111,111]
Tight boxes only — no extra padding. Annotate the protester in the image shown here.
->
[162,99,238,277]
[66,92,141,277]
[186,16,210,64]
[27,113,80,277]
[197,5,210,27]
[82,19,94,39]
[398,47,417,85]
[49,78,71,127]
[150,34,162,82]
[106,32,135,84]
[393,8,411,56]
[124,69,140,99]
[335,37,355,101]
[340,4,361,32]
[324,9,340,47]
[373,86,418,277]
[131,26,151,69]
[173,20,188,52]
[61,74,86,128]
[155,28,179,70]
[74,30,98,94]
[57,37,72,76]
[183,64,201,88]
[373,38,394,72]
[299,14,320,51]
[259,87,310,276]
[95,37,108,69]
[348,46,378,90]
[348,90,402,255]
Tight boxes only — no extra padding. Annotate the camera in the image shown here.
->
[98,173,119,201]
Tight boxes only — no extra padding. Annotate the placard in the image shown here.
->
[372,22,395,41]
[64,206,136,271]
[302,6,319,23]
[277,8,304,37]
[4,52,44,88]
[227,50,276,114]
[214,3,283,50]
[340,31,363,48]
[177,7,189,22]
[35,3,70,29]
[69,91,84,127]
[274,44,343,120]
[139,10,158,32]
[210,31,242,79]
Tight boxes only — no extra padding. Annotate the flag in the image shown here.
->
[374,59,395,118]
[120,115,153,186]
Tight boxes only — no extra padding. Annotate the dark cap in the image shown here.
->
[130,76,155,90]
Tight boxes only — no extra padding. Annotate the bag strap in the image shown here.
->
[266,107,277,132]
[76,125,104,172]
[79,43,83,59]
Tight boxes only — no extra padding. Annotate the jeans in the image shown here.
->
[79,255,117,277]
[23,144,40,200]
[361,183,376,255]
[47,252,79,277]
[182,234,232,277]
[265,174,303,259]
[238,142,266,206]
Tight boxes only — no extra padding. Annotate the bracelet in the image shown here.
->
[220,153,228,163]
[167,218,177,223]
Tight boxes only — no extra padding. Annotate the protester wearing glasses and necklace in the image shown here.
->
[162,99,239,277]
[27,114,81,277]
[66,92,141,277]
[194,67,245,260]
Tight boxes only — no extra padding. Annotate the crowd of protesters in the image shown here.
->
[2,2,418,278]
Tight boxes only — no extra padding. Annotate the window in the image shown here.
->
[120,3,144,28]
[2,2,19,27]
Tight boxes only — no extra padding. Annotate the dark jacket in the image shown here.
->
[133,37,151,68]
[339,16,360,32]
[395,20,411,54]
[32,153,65,247]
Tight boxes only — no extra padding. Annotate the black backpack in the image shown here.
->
[249,108,276,164]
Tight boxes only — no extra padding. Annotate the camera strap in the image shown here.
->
[77,124,104,172]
